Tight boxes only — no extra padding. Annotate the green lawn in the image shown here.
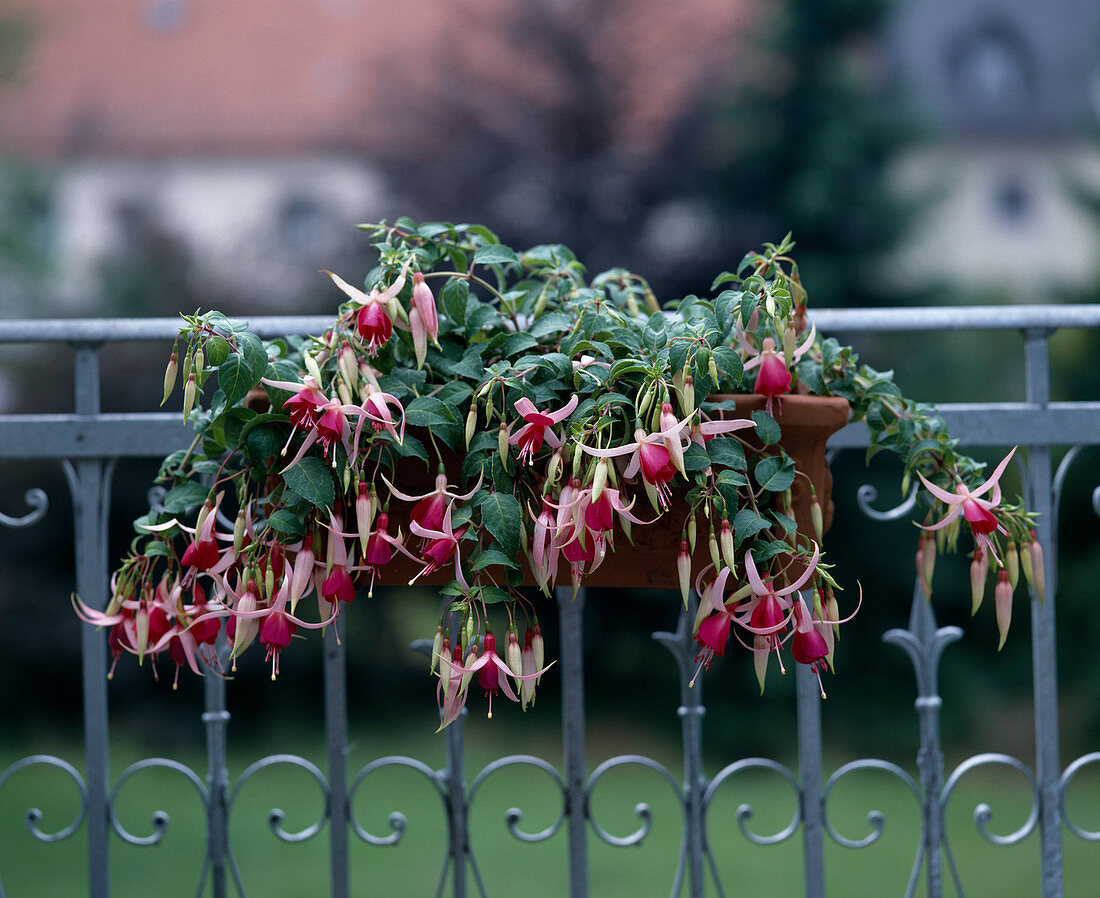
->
[3,727,1099,897]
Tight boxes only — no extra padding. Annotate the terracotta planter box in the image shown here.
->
[378,394,850,591]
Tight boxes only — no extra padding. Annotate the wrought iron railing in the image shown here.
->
[1,307,1098,897]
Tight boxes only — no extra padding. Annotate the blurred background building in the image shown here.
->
[2,0,1096,320]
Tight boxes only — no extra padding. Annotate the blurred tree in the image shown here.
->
[368,0,754,292]
[696,0,921,308]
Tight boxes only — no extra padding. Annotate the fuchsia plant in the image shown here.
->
[79,222,1040,725]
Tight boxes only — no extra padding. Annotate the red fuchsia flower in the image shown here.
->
[278,374,328,430]
[529,496,561,593]
[917,448,1016,562]
[790,597,831,696]
[325,266,409,356]
[581,412,694,510]
[261,373,372,469]
[361,368,406,443]
[691,565,736,683]
[383,471,483,538]
[409,501,470,592]
[233,574,337,679]
[509,394,579,465]
[444,630,553,720]
[360,512,418,598]
[740,323,815,415]
[736,543,821,670]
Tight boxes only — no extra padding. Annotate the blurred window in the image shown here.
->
[144,0,188,34]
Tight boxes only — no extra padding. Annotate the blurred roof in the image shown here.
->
[0,0,757,160]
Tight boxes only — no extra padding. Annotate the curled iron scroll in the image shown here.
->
[468,755,565,843]
[0,488,48,528]
[229,754,329,843]
[822,759,922,848]
[703,758,801,845]
[347,756,446,846]
[0,754,88,842]
[585,754,681,847]
[942,753,1039,845]
[856,482,918,522]
[109,758,209,847]
[1059,752,1100,840]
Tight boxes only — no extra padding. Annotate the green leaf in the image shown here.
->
[733,508,771,547]
[711,346,743,386]
[502,332,539,358]
[528,312,574,339]
[708,437,747,471]
[405,396,459,428]
[267,509,306,541]
[441,278,469,327]
[478,585,512,604]
[281,455,335,509]
[162,482,209,514]
[237,332,269,381]
[771,511,797,534]
[470,547,520,572]
[473,244,518,266]
[218,353,259,409]
[682,442,710,473]
[754,455,795,492]
[477,491,522,558]
[751,410,781,445]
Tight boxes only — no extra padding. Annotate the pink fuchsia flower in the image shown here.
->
[736,543,821,668]
[917,448,1016,561]
[359,512,419,598]
[581,412,694,510]
[740,323,815,415]
[360,368,406,443]
[529,497,561,594]
[790,596,831,696]
[409,501,470,592]
[325,265,409,356]
[262,373,374,469]
[509,394,579,465]
[383,471,483,536]
[688,414,757,447]
[444,630,553,720]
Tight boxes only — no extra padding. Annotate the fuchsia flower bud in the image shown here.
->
[1027,530,1046,602]
[677,538,692,608]
[995,570,1013,650]
[970,547,987,615]
[411,271,438,343]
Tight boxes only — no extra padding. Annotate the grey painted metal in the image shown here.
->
[1024,329,1063,897]
[796,656,825,898]
[3,309,1100,896]
[556,586,589,898]
[323,626,350,898]
[67,343,112,898]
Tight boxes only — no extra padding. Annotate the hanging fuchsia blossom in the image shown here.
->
[917,448,1016,561]
[325,265,409,356]
[740,323,815,414]
[509,394,579,465]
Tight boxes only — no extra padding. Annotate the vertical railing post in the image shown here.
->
[795,610,824,898]
[67,342,112,898]
[323,625,350,898]
[202,669,230,898]
[1022,327,1062,897]
[653,594,707,898]
[556,586,588,898]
